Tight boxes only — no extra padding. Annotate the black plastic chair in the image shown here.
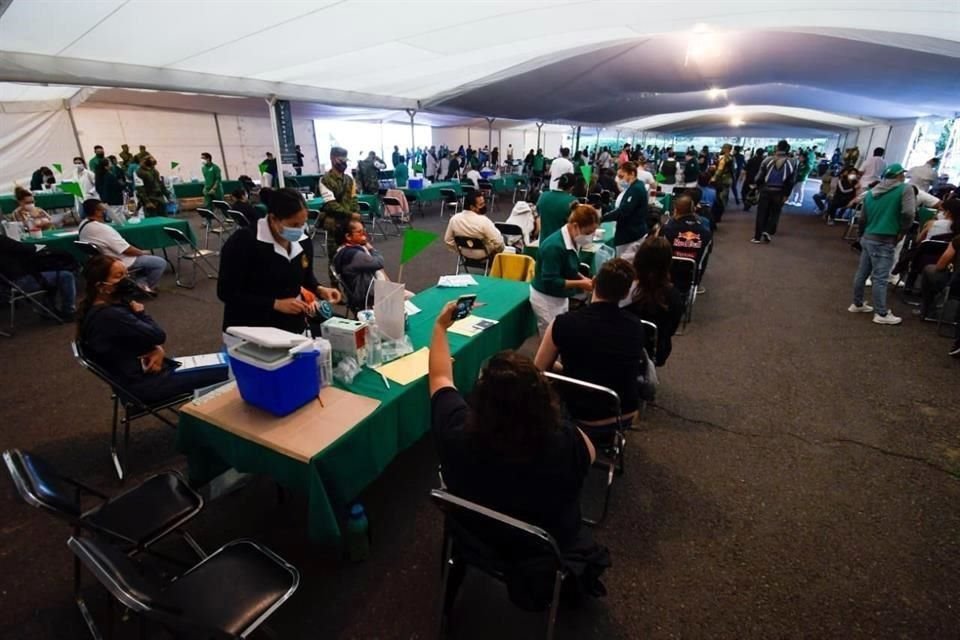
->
[494,222,525,251]
[543,372,626,525]
[382,195,409,235]
[430,489,568,640]
[439,189,461,218]
[226,209,250,229]
[73,240,103,259]
[453,236,493,275]
[671,256,698,327]
[3,449,205,637]
[0,271,64,334]
[70,341,191,481]
[69,535,299,640]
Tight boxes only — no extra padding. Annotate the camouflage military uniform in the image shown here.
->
[320,170,359,261]
[136,165,170,216]
[357,160,380,194]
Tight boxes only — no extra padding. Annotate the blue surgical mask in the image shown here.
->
[280,225,304,242]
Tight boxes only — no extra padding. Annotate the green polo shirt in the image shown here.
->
[202,162,223,200]
[536,190,577,242]
[531,226,581,298]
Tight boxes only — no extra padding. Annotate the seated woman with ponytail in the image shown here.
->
[217,187,341,334]
[78,255,229,404]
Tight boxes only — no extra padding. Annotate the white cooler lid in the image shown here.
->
[226,326,311,348]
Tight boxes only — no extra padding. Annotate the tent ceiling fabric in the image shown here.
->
[1,0,958,136]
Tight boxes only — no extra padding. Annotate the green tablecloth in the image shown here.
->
[176,276,536,544]
[1,189,77,215]
[22,216,196,261]
[523,221,617,265]
[401,181,462,203]
[171,181,206,199]
[305,194,380,216]
[657,193,672,212]
[488,174,524,192]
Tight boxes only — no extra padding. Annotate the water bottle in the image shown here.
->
[366,321,383,367]
[314,338,333,388]
[345,503,370,562]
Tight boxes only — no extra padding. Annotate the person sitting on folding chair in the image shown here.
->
[0,234,77,320]
[534,258,646,439]
[332,220,386,312]
[443,192,504,261]
[77,255,228,404]
[660,194,713,293]
[623,236,684,366]
[503,200,539,249]
[230,187,263,223]
[429,302,610,578]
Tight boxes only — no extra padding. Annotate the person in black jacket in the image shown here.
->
[230,187,263,223]
[331,220,385,313]
[77,255,228,403]
[217,188,341,334]
[602,161,650,256]
[0,235,77,319]
[624,236,683,366]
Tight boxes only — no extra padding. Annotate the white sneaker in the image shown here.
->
[696,285,706,295]
[873,312,902,325]
[750,238,762,244]
[761,232,772,243]
[865,277,872,287]
[848,303,874,313]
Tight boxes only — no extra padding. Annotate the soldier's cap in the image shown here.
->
[330,146,349,158]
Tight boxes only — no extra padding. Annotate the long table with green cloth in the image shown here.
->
[172,175,322,200]
[487,174,524,192]
[1,188,77,215]
[21,216,197,262]
[305,193,380,217]
[176,276,536,544]
[400,180,463,204]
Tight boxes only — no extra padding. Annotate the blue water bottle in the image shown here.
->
[345,503,370,562]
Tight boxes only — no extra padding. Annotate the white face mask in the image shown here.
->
[574,231,593,247]
[24,203,35,211]
[617,178,630,191]
[201,159,209,165]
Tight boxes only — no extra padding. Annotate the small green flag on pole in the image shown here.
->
[580,164,592,185]
[170,161,180,170]
[258,162,268,174]
[400,228,438,265]
[52,163,62,173]
[60,181,83,198]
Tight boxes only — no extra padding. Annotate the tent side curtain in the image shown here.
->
[0,109,79,190]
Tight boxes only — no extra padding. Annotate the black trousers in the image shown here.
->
[754,188,786,239]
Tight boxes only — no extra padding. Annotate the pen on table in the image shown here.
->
[378,371,390,390]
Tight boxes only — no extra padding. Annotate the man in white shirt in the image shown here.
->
[908,158,939,192]
[549,147,574,191]
[858,147,887,189]
[444,192,504,261]
[636,159,657,192]
[78,198,168,292]
[465,167,481,189]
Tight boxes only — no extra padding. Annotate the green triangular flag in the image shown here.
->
[400,228,439,265]
[60,181,83,198]
[580,164,592,185]
[258,162,268,174]
[171,161,180,170]
[52,163,62,173]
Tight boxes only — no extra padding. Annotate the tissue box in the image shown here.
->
[320,317,368,364]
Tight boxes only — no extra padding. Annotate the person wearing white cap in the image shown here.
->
[503,200,539,249]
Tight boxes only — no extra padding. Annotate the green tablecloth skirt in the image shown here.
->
[401,181,463,203]
[488,174,524,192]
[1,189,77,215]
[176,276,536,544]
[22,216,196,261]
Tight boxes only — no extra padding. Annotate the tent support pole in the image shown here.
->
[536,122,543,151]
[266,96,284,188]
[486,117,495,152]
[406,109,417,160]
[574,125,581,153]
[213,113,229,180]
[64,100,83,157]
[594,128,601,162]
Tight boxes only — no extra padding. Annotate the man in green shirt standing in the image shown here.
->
[320,146,361,264]
[536,173,577,242]
[849,163,916,325]
[89,145,106,173]
[200,152,223,210]
[532,149,546,186]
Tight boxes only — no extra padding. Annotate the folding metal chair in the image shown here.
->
[430,489,569,640]
[358,200,386,240]
[671,256,698,327]
[453,236,493,275]
[196,208,229,254]
[69,535,298,640]
[439,189,460,218]
[226,209,251,229]
[73,240,103,259]
[405,191,422,217]
[70,341,192,481]
[3,448,206,639]
[543,372,625,525]
[0,271,64,334]
[382,196,411,236]
[211,199,231,221]
[307,208,328,257]
[162,227,217,288]
[843,203,862,241]
[513,178,529,203]
[495,222,525,252]
[478,179,497,211]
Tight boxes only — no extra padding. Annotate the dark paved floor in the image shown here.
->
[1,192,958,639]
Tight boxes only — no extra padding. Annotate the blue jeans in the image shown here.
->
[16,271,77,314]
[131,254,167,289]
[852,237,896,316]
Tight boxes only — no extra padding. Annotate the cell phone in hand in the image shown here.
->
[453,294,477,321]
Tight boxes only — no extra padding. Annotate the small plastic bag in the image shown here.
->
[333,356,362,384]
